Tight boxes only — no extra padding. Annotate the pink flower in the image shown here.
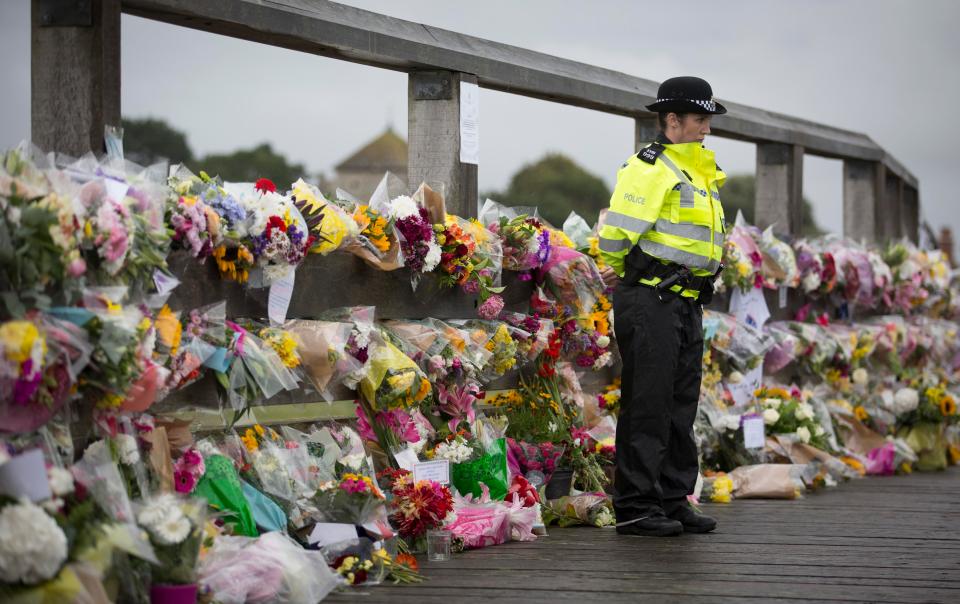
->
[436,381,481,431]
[181,449,204,469]
[66,258,87,277]
[461,280,481,295]
[477,294,505,320]
[174,469,198,493]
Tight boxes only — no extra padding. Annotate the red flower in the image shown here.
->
[254,178,276,193]
[265,215,287,237]
[455,244,469,258]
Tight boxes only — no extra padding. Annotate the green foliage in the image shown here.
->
[200,143,305,189]
[121,117,195,166]
[720,174,822,236]
[485,153,610,228]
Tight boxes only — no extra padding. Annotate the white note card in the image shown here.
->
[0,449,52,502]
[742,414,766,449]
[413,460,450,485]
[730,286,770,329]
[727,364,763,409]
[459,81,480,165]
[393,448,419,472]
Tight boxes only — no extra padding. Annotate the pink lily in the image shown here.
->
[437,381,481,431]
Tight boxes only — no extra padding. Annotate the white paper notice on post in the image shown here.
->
[459,81,480,164]
[741,414,766,449]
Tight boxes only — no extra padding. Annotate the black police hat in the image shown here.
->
[645,76,727,115]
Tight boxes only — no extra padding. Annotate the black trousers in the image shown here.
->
[612,283,703,522]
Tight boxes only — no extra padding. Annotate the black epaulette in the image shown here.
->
[637,142,665,165]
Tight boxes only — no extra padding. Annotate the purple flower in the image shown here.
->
[461,279,481,295]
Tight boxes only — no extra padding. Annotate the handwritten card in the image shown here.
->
[413,460,451,485]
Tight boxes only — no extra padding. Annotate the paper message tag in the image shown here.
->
[742,414,766,449]
[308,522,359,546]
[393,448,419,472]
[413,460,451,485]
[730,286,770,329]
[727,365,763,409]
[0,449,52,502]
[104,178,130,203]
[268,270,296,326]
[778,285,788,309]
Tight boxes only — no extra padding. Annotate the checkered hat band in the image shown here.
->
[657,98,716,112]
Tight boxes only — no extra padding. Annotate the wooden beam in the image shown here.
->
[755,143,804,236]
[32,0,121,156]
[842,159,882,244]
[408,71,478,218]
[120,0,916,187]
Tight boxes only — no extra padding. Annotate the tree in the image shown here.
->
[200,143,305,187]
[720,174,822,236]
[121,117,195,166]
[484,153,610,228]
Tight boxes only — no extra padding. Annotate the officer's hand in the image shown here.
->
[600,267,620,289]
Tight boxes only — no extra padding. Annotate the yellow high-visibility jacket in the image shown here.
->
[599,138,727,294]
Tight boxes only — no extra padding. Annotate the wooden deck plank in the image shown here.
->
[329,466,960,603]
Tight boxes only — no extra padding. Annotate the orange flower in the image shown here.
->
[854,405,870,422]
[396,553,419,571]
[155,305,182,355]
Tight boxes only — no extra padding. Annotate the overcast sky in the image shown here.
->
[2,0,957,250]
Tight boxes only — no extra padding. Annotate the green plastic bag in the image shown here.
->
[898,422,948,472]
[451,437,509,500]
[194,454,259,537]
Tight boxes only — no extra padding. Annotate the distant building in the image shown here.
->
[333,127,407,200]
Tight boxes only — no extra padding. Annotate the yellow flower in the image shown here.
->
[940,395,957,417]
[900,462,913,474]
[854,406,870,422]
[155,305,182,355]
[0,321,43,364]
[98,392,125,409]
[254,424,265,437]
[949,445,960,465]
[840,456,866,476]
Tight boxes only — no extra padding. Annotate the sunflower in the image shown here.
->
[939,395,957,417]
[854,405,870,422]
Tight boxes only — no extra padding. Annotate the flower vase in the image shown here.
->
[150,583,198,604]
[407,535,428,555]
[545,468,573,500]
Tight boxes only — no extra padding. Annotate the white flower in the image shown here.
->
[423,240,442,273]
[137,494,182,529]
[719,414,742,432]
[815,425,825,436]
[83,439,110,464]
[763,398,781,409]
[728,371,744,385]
[802,271,821,293]
[0,499,68,584]
[596,335,611,349]
[41,498,65,514]
[434,441,473,464]
[387,195,419,221]
[115,434,141,466]
[152,515,191,545]
[592,352,612,370]
[763,408,780,425]
[893,387,919,414]
[47,467,75,498]
[6,205,22,226]
[852,368,869,386]
[796,403,815,421]
[796,426,811,444]
[339,452,365,471]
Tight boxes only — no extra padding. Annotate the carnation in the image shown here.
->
[0,499,68,584]
[387,195,419,221]
[477,295,505,320]
[115,434,141,466]
[423,240,442,273]
[47,467,75,498]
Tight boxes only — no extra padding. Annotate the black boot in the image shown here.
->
[616,511,683,537]
[666,505,717,533]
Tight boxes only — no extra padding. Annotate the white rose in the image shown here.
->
[763,398,781,409]
[728,371,744,385]
[815,425,825,436]
[719,414,742,432]
[796,426,811,444]
[763,408,780,425]
[0,499,68,584]
[596,335,611,348]
[47,467,75,498]
[796,403,815,421]
[852,368,869,386]
[894,387,919,414]
[802,271,821,293]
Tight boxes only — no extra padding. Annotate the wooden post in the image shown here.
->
[31,0,121,156]
[634,115,658,151]
[901,184,920,244]
[842,159,883,244]
[881,173,904,242]
[408,70,479,218]
[755,143,804,236]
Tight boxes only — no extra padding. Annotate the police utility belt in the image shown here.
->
[623,246,721,305]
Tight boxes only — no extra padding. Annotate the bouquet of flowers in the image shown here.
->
[168,189,223,259]
[434,214,505,318]
[283,319,362,402]
[758,226,799,288]
[382,194,441,289]
[754,385,830,450]
[721,220,763,292]
[218,320,300,420]
[506,438,566,485]
[310,473,386,526]
[359,330,433,412]
[288,178,356,255]
[136,493,206,586]
[382,471,454,548]
[534,246,605,321]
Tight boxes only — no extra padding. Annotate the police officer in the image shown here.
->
[598,76,726,536]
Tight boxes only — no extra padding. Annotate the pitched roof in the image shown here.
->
[335,127,408,172]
